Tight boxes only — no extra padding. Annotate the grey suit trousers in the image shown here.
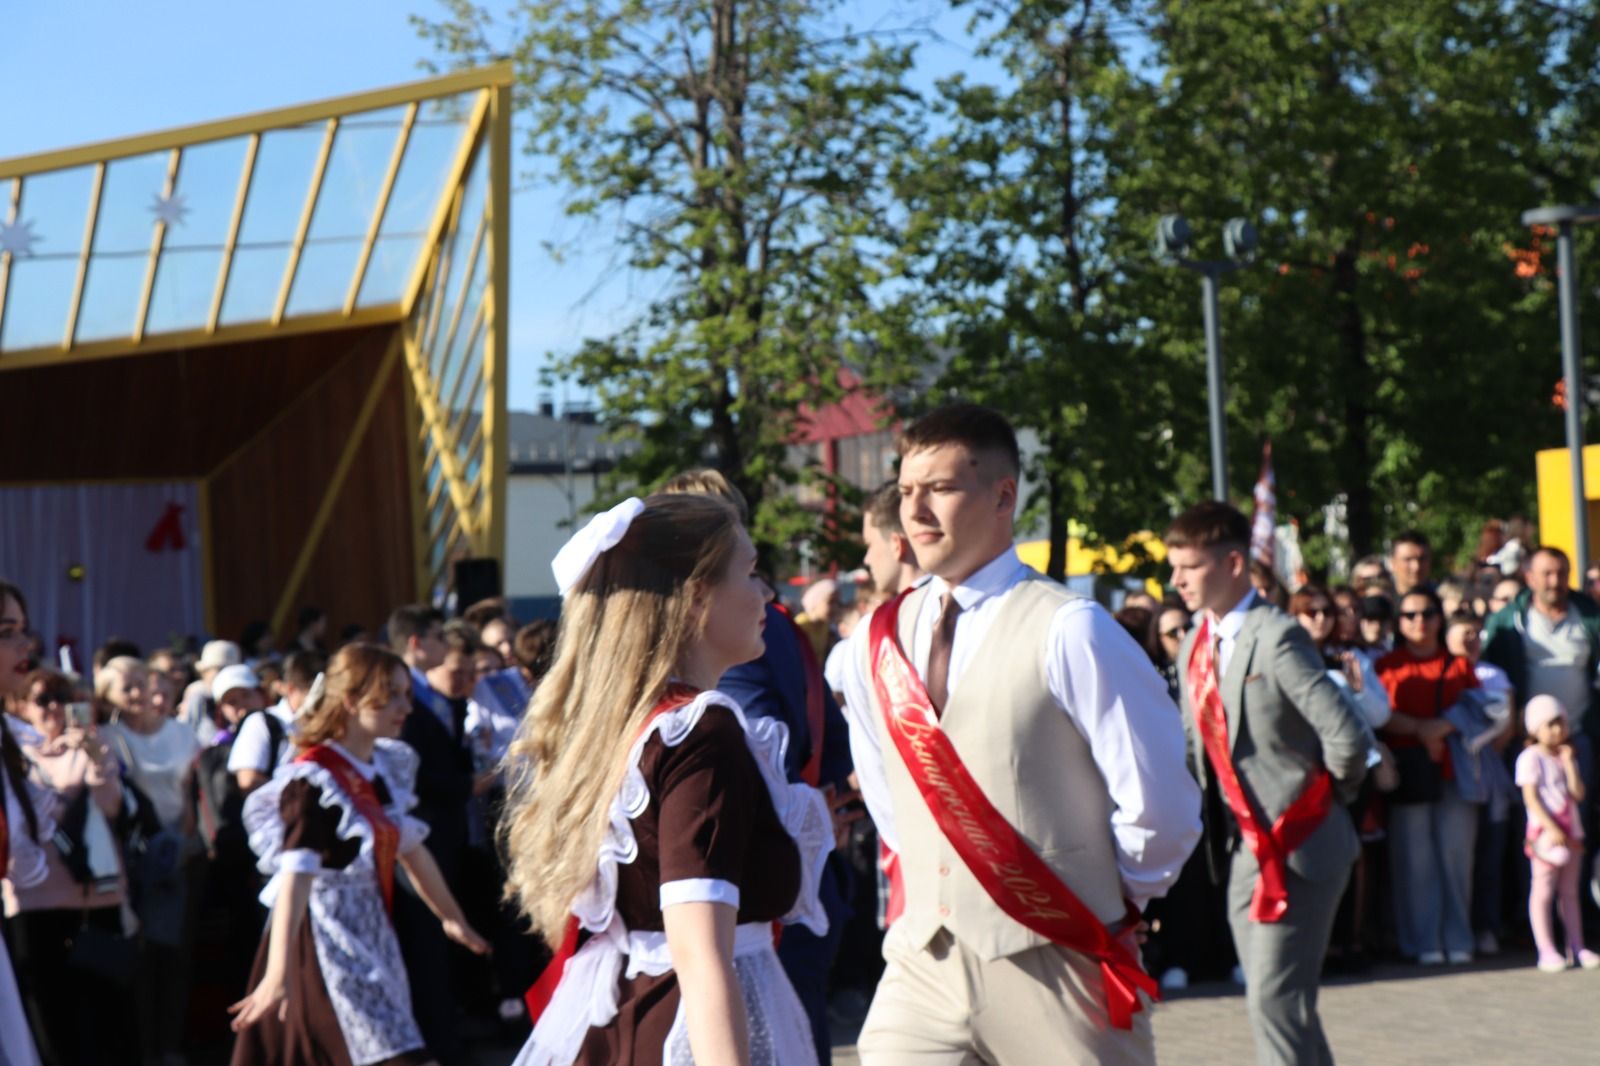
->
[1226,854,1351,1066]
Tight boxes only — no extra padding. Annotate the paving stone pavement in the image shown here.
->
[829,953,1600,1065]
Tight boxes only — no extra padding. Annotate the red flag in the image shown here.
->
[1251,441,1275,566]
[144,503,187,553]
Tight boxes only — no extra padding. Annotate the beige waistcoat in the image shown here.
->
[863,574,1126,961]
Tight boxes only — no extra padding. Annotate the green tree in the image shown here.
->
[893,0,1185,579]
[415,0,924,553]
[1125,0,1600,564]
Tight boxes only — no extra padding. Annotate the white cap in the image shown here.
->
[212,664,261,703]
[197,640,242,672]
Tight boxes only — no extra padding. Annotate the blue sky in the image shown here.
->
[3,0,988,412]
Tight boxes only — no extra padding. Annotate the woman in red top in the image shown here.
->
[1376,588,1481,965]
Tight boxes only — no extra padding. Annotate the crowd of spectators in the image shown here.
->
[6,509,1600,1064]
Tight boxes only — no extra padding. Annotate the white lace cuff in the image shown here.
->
[660,877,741,910]
[278,848,322,874]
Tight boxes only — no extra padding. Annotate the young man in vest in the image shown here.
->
[839,403,1201,1064]
[1167,501,1376,1066]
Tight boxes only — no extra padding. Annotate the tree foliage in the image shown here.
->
[1127,0,1600,567]
[902,0,1600,573]
[420,0,1600,575]
[416,0,923,553]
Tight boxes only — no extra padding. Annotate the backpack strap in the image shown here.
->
[262,711,287,776]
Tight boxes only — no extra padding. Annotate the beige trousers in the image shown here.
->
[858,926,1156,1066]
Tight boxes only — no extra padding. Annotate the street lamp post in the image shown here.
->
[1522,204,1600,582]
[1158,215,1257,502]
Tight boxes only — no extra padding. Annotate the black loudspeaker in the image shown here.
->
[452,557,502,612]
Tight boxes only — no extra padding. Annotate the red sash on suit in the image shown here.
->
[1187,614,1333,923]
[868,591,1156,1031]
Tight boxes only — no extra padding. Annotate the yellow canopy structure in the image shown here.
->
[0,65,513,645]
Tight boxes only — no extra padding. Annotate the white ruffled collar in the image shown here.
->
[571,688,831,938]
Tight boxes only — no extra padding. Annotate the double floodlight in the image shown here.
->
[1156,214,1258,262]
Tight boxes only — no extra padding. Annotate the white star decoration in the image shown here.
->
[0,219,40,257]
[150,192,189,227]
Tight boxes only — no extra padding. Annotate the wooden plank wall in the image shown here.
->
[205,329,415,641]
[0,324,418,643]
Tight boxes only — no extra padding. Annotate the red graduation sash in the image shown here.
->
[524,684,702,1022]
[295,744,401,914]
[1187,615,1333,923]
[868,591,1157,1031]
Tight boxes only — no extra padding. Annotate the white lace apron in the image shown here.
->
[242,739,431,1066]
[512,690,833,1066]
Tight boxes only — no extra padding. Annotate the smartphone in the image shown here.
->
[68,701,94,729]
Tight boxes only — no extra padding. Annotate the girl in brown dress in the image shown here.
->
[503,495,832,1066]
[229,643,488,1066]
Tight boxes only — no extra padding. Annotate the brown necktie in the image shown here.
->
[926,592,963,715]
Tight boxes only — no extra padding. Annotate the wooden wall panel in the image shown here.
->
[0,325,397,482]
[206,328,416,641]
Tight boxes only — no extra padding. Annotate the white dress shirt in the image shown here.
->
[1211,588,1258,678]
[839,548,1202,908]
[226,697,297,775]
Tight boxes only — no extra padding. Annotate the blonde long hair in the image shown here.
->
[500,493,743,944]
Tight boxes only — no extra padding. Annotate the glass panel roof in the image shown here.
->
[0,80,486,356]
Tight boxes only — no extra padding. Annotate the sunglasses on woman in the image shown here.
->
[1398,609,1440,621]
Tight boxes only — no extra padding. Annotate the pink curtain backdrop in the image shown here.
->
[0,482,205,668]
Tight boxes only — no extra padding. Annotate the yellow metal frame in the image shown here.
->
[0,63,514,613]
[1535,445,1600,588]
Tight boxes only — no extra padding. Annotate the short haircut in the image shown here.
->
[865,478,903,537]
[658,468,750,526]
[283,649,326,691]
[1446,610,1482,632]
[1531,544,1570,568]
[1392,530,1431,554]
[1360,595,1394,621]
[897,403,1020,478]
[462,597,511,629]
[442,619,482,656]
[93,638,142,672]
[1397,586,1444,615]
[387,604,444,654]
[1351,554,1388,576]
[23,667,74,705]
[1288,582,1332,619]
[1165,500,1251,553]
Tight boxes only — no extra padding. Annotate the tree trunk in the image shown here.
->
[1333,238,1375,557]
[1046,440,1069,581]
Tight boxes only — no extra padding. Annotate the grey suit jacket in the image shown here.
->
[1178,596,1377,885]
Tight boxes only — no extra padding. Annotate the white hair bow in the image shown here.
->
[296,672,327,720]
[551,497,647,597]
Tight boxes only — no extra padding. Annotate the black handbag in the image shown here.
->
[65,912,139,986]
[1389,655,1452,805]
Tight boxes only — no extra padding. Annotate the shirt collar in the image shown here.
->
[929,547,1027,613]
[328,740,378,780]
[1214,588,1257,641]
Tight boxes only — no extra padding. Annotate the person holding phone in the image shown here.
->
[4,665,138,1064]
